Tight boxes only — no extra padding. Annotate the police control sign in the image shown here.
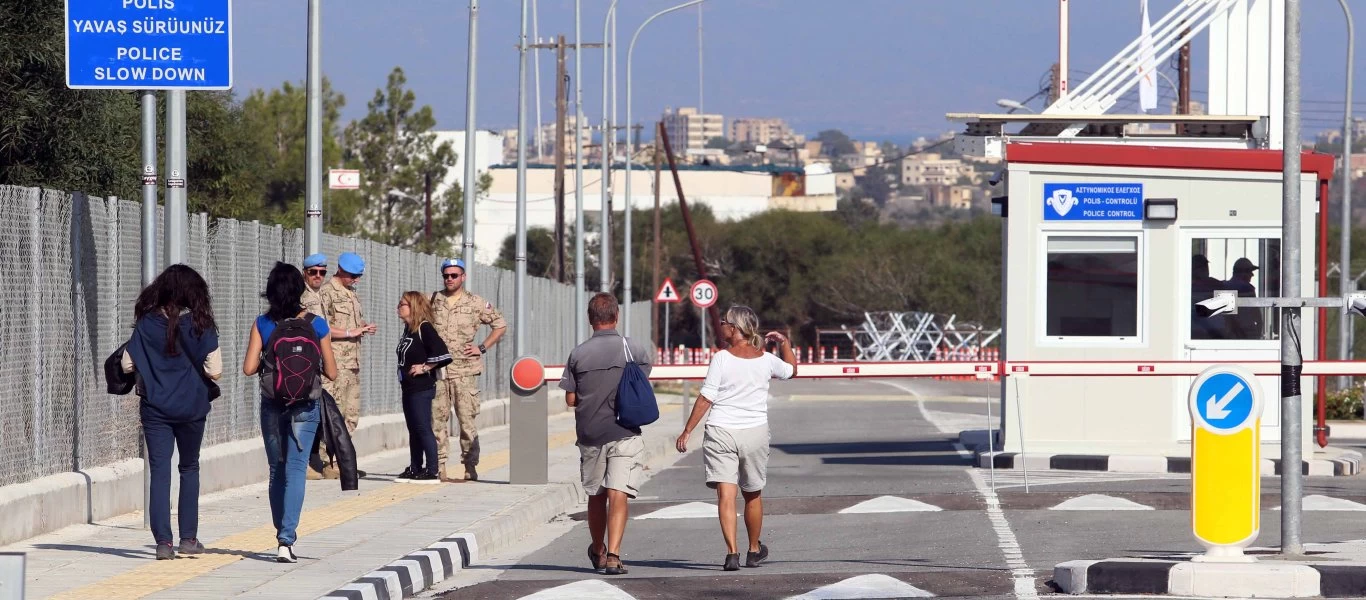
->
[66,0,233,90]
[1043,183,1143,221]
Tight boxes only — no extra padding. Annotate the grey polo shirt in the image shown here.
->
[559,329,653,446]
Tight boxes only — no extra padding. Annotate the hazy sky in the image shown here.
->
[232,1,1366,141]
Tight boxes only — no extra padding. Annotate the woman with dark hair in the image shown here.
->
[242,262,338,562]
[121,264,222,560]
[393,291,452,483]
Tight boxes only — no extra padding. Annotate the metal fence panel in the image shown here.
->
[0,184,653,488]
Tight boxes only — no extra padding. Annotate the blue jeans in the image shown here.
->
[141,414,206,546]
[260,399,319,546]
[402,388,438,473]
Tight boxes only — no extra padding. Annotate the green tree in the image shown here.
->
[341,67,457,253]
[705,136,729,150]
[0,0,140,199]
[237,79,348,228]
[815,129,856,157]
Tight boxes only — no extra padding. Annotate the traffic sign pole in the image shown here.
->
[164,90,186,265]
[664,303,671,362]
[1189,365,1263,563]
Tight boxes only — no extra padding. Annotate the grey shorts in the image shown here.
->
[703,424,771,493]
[579,435,644,498]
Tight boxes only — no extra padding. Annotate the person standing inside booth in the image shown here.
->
[1224,257,1263,339]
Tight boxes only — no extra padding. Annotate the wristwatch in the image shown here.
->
[478,344,487,354]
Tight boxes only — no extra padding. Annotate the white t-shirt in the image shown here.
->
[699,350,795,430]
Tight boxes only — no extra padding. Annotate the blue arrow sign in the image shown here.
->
[1192,371,1258,433]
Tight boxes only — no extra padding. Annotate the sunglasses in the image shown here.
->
[305,268,327,276]
[443,272,464,280]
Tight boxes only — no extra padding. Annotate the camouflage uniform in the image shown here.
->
[319,277,365,462]
[301,285,323,319]
[431,289,507,477]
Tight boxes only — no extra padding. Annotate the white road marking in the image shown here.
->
[785,574,934,599]
[1049,494,1154,511]
[839,495,943,514]
[634,501,733,520]
[969,469,1038,600]
[1272,495,1366,511]
[519,579,638,599]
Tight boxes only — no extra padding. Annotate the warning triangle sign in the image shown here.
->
[655,278,681,303]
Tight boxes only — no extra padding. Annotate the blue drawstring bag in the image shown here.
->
[615,337,658,428]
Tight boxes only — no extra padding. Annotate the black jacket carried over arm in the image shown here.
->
[316,389,359,491]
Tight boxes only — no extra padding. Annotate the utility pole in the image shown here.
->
[530,36,603,284]
[424,172,433,251]
[554,36,568,283]
[304,0,323,256]
[652,122,663,350]
[1048,62,1061,105]
[1178,28,1191,115]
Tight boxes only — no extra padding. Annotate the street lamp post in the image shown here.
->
[601,1,618,294]
[1338,0,1356,390]
[625,0,707,337]
[995,98,1035,113]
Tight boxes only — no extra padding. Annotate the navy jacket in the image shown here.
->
[126,313,219,423]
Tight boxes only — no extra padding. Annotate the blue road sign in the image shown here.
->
[66,0,233,90]
[1043,182,1144,221]
[1191,370,1258,433]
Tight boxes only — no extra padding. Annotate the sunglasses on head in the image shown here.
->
[443,272,463,280]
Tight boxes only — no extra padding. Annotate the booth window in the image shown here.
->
[1190,238,1280,341]
[1045,236,1139,338]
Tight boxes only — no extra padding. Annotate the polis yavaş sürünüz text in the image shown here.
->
[72,16,226,82]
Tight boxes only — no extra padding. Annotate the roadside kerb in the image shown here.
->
[318,408,686,600]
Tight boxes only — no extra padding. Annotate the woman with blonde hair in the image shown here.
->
[394,291,453,483]
[676,305,797,571]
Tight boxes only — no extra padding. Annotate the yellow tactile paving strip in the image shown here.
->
[50,428,582,600]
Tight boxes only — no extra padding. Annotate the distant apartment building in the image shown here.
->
[900,153,977,186]
[927,185,976,210]
[729,117,797,145]
[662,106,724,161]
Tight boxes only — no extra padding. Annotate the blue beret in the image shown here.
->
[338,252,365,276]
[303,253,327,268]
[441,258,466,271]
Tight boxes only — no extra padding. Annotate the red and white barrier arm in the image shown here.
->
[541,360,1366,382]
[1004,360,1366,377]
[540,361,999,382]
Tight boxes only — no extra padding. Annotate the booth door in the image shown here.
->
[1177,232,1282,443]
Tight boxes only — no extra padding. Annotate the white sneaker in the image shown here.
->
[276,545,297,563]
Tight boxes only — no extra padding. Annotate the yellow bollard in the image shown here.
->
[1188,365,1263,563]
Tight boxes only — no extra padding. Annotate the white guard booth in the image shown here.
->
[997,141,1333,460]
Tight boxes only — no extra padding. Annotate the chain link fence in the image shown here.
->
[0,185,647,488]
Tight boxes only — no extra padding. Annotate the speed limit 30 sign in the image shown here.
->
[690,279,718,308]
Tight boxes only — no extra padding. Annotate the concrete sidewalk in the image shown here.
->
[3,397,690,600]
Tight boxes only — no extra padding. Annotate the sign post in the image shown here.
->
[1189,364,1263,562]
[690,279,717,354]
[510,356,548,485]
[656,278,681,362]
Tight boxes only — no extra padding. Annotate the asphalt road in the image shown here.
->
[433,377,1366,600]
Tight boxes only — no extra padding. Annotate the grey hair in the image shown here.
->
[725,305,762,348]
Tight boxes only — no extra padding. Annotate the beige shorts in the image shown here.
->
[579,436,644,498]
[703,424,771,492]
